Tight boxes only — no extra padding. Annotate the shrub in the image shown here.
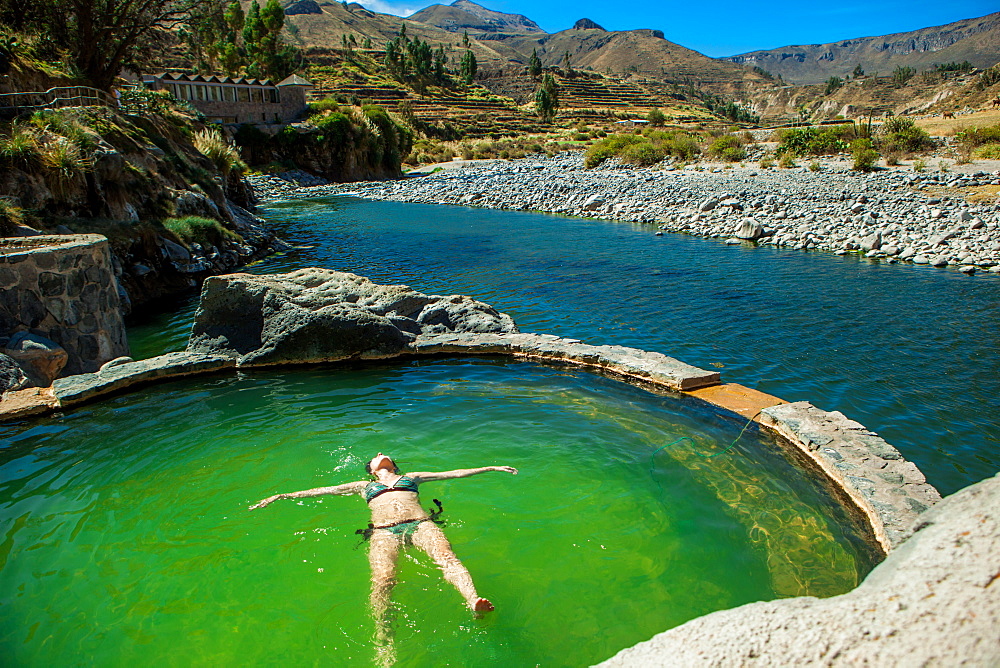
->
[647,108,666,126]
[584,133,644,167]
[193,128,246,176]
[851,138,878,171]
[809,160,820,172]
[708,134,745,161]
[778,153,796,169]
[885,152,900,166]
[973,143,1000,160]
[878,117,933,153]
[912,159,926,172]
[955,125,1000,149]
[667,134,700,160]
[39,135,91,183]
[759,155,774,169]
[162,216,242,248]
[620,141,665,166]
[775,125,851,156]
[307,98,341,116]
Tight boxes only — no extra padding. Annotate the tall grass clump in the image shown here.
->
[163,216,242,248]
[194,128,247,177]
[0,122,39,168]
[0,197,24,236]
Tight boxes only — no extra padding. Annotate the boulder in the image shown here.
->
[860,231,882,251]
[734,218,763,240]
[582,194,606,211]
[0,352,31,395]
[4,332,68,386]
[599,472,1000,667]
[187,269,519,367]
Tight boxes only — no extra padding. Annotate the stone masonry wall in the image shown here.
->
[0,234,129,375]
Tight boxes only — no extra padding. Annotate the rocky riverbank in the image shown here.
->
[248,153,1000,275]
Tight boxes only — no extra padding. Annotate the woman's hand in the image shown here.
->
[249,494,285,510]
[492,466,518,475]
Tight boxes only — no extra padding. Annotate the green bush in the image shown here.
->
[307,98,342,115]
[162,216,242,248]
[585,133,644,167]
[778,153,796,169]
[620,141,665,166]
[851,138,878,171]
[708,134,745,161]
[974,143,1000,160]
[956,125,1000,149]
[878,117,933,153]
[667,134,700,160]
[775,125,851,156]
[647,108,666,126]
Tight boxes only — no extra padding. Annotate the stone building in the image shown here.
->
[141,72,312,124]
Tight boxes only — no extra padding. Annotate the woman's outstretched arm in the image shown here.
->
[409,466,518,483]
[249,480,367,510]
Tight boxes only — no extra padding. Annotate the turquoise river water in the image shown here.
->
[2,195,997,666]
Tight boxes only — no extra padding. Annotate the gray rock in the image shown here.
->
[598,472,1000,667]
[159,237,192,262]
[0,352,31,394]
[5,331,68,386]
[734,218,763,240]
[860,231,882,251]
[186,269,519,367]
[582,194,606,211]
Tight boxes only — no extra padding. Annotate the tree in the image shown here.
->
[460,50,477,85]
[528,48,542,77]
[892,65,915,88]
[0,0,207,90]
[825,76,843,95]
[462,30,470,49]
[853,63,864,78]
[535,73,558,121]
[562,51,573,76]
[647,108,666,126]
[433,45,448,83]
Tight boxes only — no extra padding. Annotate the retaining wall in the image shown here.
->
[0,234,129,375]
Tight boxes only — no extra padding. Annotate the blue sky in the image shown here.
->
[358,0,999,57]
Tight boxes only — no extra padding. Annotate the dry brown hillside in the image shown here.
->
[728,11,1000,84]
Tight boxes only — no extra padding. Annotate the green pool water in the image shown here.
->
[1,359,877,666]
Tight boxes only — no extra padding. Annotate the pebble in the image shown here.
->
[246,153,1000,276]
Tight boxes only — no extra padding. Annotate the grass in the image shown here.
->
[193,128,246,177]
[0,198,23,236]
[162,216,242,249]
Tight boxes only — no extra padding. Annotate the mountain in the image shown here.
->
[727,12,1000,84]
[407,0,544,35]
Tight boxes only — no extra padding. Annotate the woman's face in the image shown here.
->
[369,453,395,474]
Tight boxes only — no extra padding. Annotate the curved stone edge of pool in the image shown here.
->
[595,471,1000,668]
[2,331,940,558]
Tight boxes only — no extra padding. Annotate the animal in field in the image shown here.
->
[943,111,955,118]
[992,96,1000,108]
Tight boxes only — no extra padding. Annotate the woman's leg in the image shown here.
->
[368,531,401,657]
[411,522,493,611]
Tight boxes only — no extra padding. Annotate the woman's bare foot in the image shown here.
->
[472,597,494,612]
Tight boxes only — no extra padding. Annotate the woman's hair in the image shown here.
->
[365,456,399,477]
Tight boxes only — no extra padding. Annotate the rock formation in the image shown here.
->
[187,268,519,366]
[598,472,1000,666]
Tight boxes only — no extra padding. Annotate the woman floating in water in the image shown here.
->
[250,453,517,625]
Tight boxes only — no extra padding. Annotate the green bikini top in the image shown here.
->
[364,476,419,503]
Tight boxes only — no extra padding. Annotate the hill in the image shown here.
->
[407,0,544,35]
[727,12,1000,84]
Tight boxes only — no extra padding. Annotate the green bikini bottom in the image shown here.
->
[381,518,428,538]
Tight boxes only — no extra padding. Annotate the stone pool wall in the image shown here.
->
[0,234,129,375]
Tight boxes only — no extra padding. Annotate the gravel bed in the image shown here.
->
[247,153,1000,275]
